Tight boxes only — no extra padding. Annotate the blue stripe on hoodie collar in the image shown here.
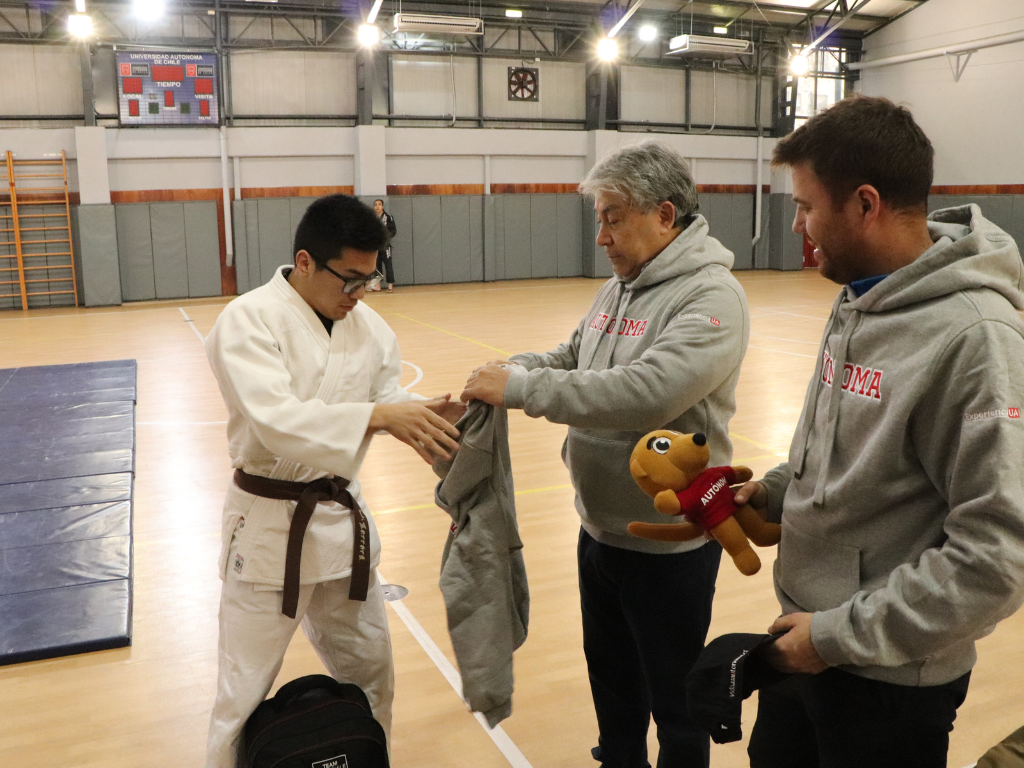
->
[849,274,888,297]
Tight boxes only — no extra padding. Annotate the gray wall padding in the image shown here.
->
[441,196,473,283]
[529,195,559,278]
[768,194,804,271]
[75,204,122,307]
[232,200,250,295]
[754,193,771,270]
[699,193,754,271]
[411,197,443,284]
[502,195,532,280]
[243,199,261,287]
[257,199,291,285]
[469,196,484,282]
[492,196,506,280]
[388,197,415,285]
[115,204,156,301]
[114,200,222,301]
[557,195,584,277]
[150,203,189,300]
[183,202,222,298]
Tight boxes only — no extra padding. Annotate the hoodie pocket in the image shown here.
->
[777,522,861,612]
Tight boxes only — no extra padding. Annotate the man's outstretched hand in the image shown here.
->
[369,397,461,464]
[461,363,512,405]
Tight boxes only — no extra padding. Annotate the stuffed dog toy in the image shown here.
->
[626,430,781,575]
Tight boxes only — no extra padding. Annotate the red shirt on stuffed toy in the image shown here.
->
[675,466,739,530]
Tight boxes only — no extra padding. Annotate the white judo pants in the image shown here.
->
[204,566,394,768]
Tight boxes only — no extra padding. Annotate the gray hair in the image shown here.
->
[578,141,698,228]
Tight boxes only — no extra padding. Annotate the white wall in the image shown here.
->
[0,44,82,119]
[857,0,1024,184]
[230,51,357,117]
[391,55,478,121]
[481,59,586,123]
[0,125,775,193]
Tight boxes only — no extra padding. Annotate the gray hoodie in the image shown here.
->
[433,402,529,727]
[505,216,750,554]
[760,205,1024,686]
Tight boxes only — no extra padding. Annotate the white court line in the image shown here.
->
[750,332,821,346]
[179,307,206,343]
[401,360,424,391]
[772,310,831,322]
[747,344,816,359]
[0,300,230,322]
[137,420,227,426]
[377,569,534,768]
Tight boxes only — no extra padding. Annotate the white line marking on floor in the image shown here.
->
[377,569,533,768]
[750,332,822,346]
[137,421,227,426]
[746,344,817,359]
[401,360,424,391]
[179,307,206,344]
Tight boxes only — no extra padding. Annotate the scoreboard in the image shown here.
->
[116,52,220,126]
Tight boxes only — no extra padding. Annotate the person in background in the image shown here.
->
[373,198,397,293]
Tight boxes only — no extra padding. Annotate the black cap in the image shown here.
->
[685,633,789,744]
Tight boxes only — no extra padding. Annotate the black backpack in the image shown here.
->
[244,675,389,768]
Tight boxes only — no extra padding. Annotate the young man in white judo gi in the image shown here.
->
[203,194,464,767]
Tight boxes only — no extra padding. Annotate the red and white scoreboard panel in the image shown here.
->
[116,52,219,126]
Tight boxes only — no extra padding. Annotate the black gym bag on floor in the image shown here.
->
[244,675,389,768]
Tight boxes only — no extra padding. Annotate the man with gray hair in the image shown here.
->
[461,141,750,767]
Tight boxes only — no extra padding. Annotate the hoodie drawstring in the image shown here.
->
[792,292,845,478]
[812,309,861,507]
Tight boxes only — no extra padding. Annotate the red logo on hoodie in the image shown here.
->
[588,313,649,337]
[1010,408,1021,419]
[821,350,883,401]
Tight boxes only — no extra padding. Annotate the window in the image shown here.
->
[791,47,848,129]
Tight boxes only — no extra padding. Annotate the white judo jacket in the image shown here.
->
[206,265,420,588]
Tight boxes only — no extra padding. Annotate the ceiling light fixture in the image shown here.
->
[597,37,618,61]
[789,53,809,76]
[133,0,165,21]
[67,13,93,37]
[713,26,728,35]
[357,23,380,47]
[505,9,522,18]
[638,25,657,42]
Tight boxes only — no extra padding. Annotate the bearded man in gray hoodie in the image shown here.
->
[733,96,1024,767]
[462,141,750,768]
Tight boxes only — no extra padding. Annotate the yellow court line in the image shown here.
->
[730,431,785,453]
[391,312,511,357]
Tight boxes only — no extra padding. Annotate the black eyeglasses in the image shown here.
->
[320,262,381,295]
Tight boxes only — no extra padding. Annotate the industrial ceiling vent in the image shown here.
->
[392,13,484,35]
[666,34,751,58]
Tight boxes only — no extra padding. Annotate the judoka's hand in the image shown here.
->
[426,392,467,425]
[762,613,829,674]
[460,363,511,405]
[369,400,461,464]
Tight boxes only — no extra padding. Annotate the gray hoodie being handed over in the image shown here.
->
[505,215,750,554]
[760,205,1024,687]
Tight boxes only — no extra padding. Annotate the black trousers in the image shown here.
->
[748,667,971,768]
[578,528,722,768]
[376,251,394,284]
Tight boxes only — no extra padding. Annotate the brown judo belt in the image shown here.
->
[233,469,371,619]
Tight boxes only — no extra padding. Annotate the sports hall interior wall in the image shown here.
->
[4,0,1024,309]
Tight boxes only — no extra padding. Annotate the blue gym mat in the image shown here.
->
[0,361,136,666]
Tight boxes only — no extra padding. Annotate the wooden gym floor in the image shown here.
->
[0,270,1021,768]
